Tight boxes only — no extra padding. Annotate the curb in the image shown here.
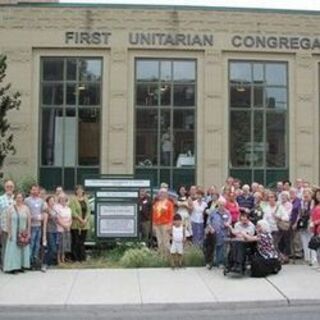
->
[0,299,319,312]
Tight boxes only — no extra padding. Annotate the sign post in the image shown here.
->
[84,176,151,241]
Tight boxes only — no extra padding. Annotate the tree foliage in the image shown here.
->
[0,54,21,171]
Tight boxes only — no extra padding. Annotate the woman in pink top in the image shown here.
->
[55,193,72,264]
[311,189,320,264]
[225,191,240,225]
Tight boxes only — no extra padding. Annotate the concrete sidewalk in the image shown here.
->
[0,265,319,309]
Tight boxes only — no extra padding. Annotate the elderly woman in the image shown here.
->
[273,191,292,263]
[242,220,281,277]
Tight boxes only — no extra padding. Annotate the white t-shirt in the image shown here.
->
[190,200,207,224]
[234,221,256,236]
[263,204,278,232]
[172,225,184,242]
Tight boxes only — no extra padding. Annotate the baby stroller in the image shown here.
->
[223,238,256,276]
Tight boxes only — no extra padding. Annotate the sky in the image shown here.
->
[60,0,320,11]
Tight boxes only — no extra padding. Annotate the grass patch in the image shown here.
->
[57,243,205,269]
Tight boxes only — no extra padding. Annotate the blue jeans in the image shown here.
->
[30,226,41,264]
[44,232,58,266]
[215,244,225,266]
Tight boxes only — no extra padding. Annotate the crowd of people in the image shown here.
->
[0,180,90,274]
[1,176,320,277]
[141,177,320,275]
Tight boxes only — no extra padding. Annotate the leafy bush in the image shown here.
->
[119,247,169,268]
[16,175,37,194]
[183,246,205,267]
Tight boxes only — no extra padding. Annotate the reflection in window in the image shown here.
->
[40,57,102,189]
[135,59,196,188]
[229,61,288,184]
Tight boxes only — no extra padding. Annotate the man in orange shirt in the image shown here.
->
[152,188,174,257]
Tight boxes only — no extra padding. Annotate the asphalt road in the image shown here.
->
[0,305,319,320]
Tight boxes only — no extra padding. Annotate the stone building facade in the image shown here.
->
[0,2,319,189]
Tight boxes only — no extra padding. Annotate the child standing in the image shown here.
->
[170,214,186,269]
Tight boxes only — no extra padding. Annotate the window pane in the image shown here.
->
[77,168,99,186]
[173,84,195,106]
[266,169,289,186]
[160,83,171,106]
[253,86,263,108]
[136,109,158,129]
[230,62,251,84]
[160,110,172,166]
[229,169,252,185]
[39,168,62,190]
[79,59,102,82]
[78,109,100,166]
[136,109,158,166]
[230,111,251,167]
[136,83,159,106]
[173,169,195,190]
[79,83,101,106]
[173,110,195,130]
[42,83,63,105]
[265,87,287,109]
[160,169,171,186]
[173,61,195,81]
[64,168,75,190]
[135,168,158,187]
[42,59,64,81]
[253,63,264,83]
[160,61,171,81]
[64,109,76,167]
[136,60,159,81]
[266,112,286,167]
[174,131,194,168]
[253,111,264,167]
[265,64,287,86]
[67,59,77,81]
[41,109,63,166]
[66,84,76,105]
[136,131,158,167]
[230,85,251,108]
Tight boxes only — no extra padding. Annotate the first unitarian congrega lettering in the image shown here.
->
[65,31,320,50]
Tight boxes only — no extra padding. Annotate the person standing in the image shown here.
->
[274,191,292,264]
[25,184,45,268]
[3,192,31,274]
[152,188,174,257]
[176,185,192,241]
[226,191,240,225]
[296,189,317,266]
[190,189,207,247]
[170,214,185,269]
[41,196,58,272]
[0,179,15,266]
[310,189,320,264]
[206,198,231,268]
[69,185,90,262]
[55,193,72,265]
[289,188,302,259]
[138,188,152,244]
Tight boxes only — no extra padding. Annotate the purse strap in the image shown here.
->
[14,205,20,234]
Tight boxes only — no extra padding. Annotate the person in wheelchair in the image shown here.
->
[225,211,256,274]
[241,220,281,277]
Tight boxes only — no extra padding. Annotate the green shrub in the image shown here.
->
[16,175,37,194]
[119,247,169,268]
[183,246,205,267]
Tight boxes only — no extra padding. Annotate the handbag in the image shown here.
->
[308,234,320,251]
[277,219,290,231]
[274,205,290,231]
[15,206,30,247]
